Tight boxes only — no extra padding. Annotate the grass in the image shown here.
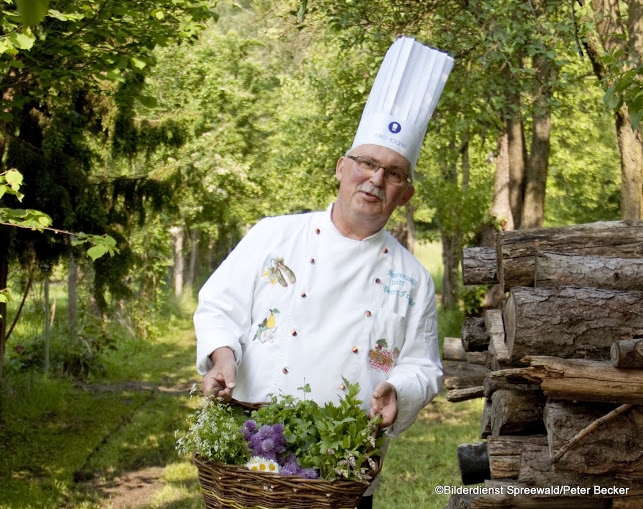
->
[0,240,481,509]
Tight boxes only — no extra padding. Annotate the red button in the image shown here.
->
[382,248,388,254]
[282,368,289,374]
[375,278,381,284]
[310,258,315,264]
[352,347,359,353]
[315,228,320,234]
[301,292,307,298]
[291,330,298,336]
[365,311,372,317]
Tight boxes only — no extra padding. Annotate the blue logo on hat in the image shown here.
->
[388,122,402,134]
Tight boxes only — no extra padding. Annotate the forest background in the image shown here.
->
[0,0,641,507]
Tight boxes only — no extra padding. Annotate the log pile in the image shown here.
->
[444,220,643,509]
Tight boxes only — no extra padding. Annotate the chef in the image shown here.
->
[194,36,453,508]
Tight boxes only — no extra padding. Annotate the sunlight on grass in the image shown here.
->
[149,461,203,509]
[376,395,483,509]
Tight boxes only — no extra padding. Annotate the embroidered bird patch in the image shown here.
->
[254,308,279,343]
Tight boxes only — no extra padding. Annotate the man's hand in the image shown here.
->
[203,347,237,402]
[369,382,398,428]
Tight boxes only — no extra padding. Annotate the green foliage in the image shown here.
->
[461,285,488,317]
[252,380,384,482]
[602,49,643,130]
[546,76,620,226]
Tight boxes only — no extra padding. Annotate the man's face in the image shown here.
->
[335,144,415,233]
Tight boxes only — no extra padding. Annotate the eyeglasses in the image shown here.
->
[346,155,411,186]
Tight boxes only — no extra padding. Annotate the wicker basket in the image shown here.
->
[192,400,382,509]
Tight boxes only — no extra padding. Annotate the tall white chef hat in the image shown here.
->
[351,37,454,175]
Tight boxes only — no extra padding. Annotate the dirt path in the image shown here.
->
[94,466,166,509]
[75,381,194,508]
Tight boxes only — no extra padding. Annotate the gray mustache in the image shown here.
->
[357,182,386,202]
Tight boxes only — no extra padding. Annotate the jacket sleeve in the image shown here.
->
[194,220,267,375]
[385,275,443,437]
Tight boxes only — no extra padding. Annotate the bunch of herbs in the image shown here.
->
[175,388,250,465]
[252,379,384,482]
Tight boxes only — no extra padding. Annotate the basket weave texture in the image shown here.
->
[194,455,381,509]
[192,400,381,509]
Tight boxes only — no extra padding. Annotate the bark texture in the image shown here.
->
[543,400,643,475]
[526,356,643,405]
[490,389,546,436]
[496,220,643,291]
[503,286,643,363]
[462,247,498,285]
[535,252,643,290]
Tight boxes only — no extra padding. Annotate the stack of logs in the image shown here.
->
[442,220,643,509]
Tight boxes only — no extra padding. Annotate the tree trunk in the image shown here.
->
[589,0,643,220]
[611,338,643,368]
[612,497,643,509]
[518,443,643,494]
[484,369,541,399]
[543,400,643,475]
[457,442,491,485]
[505,63,526,230]
[405,203,415,255]
[490,389,546,436]
[441,230,461,310]
[470,494,611,509]
[68,252,78,338]
[444,336,467,361]
[521,56,553,229]
[445,371,488,390]
[615,105,643,220]
[525,356,643,405]
[485,309,510,370]
[173,226,185,298]
[462,247,498,285]
[188,228,200,292]
[0,259,7,380]
[503,286,643,363]
[481,398,493,438]
[490,132,514,230]
[447,386,485,403]
[496,220,643,292]
[461,316,490,352]
[535,252,643,290]
[487,435,548,479]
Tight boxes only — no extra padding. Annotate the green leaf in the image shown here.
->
[131,57,147,70]
[16,0,49,26]
[7,32,35,50]
[87,245,108,261]
[5,169,23,189]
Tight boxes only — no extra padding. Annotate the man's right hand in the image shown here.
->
[203,347,237,402]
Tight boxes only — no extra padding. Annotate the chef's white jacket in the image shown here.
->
[195,204,443,439]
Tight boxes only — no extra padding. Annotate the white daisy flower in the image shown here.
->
[245,456,280,474]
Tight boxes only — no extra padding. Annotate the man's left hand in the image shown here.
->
[369,382,398,428]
